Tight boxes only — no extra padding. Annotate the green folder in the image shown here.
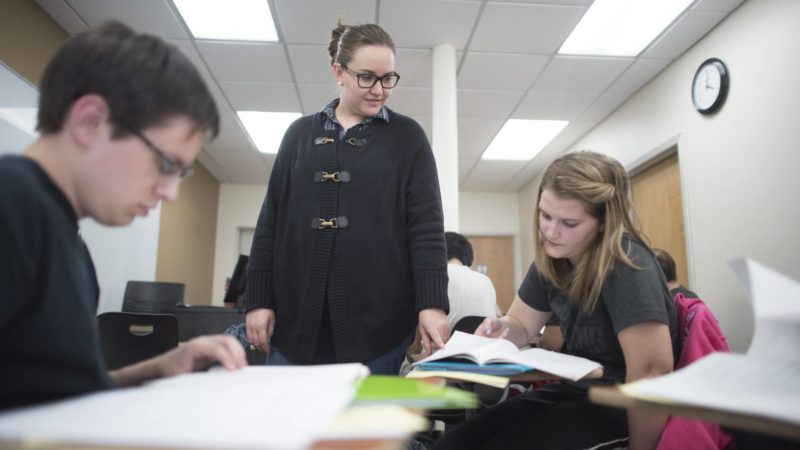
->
[353,375,478,409]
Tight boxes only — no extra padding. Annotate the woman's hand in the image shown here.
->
[245,308,275,353]
[418,308,450,353]
[475,317,510,339]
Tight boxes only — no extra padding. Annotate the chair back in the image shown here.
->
[452,315,487,334]
[122,281,185,313]
[97,312,179,370]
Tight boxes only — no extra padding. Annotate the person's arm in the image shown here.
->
[109,335,246,387]
[618,321,674,450]
[538,324,564,351]
[476,295,550,348]
[404,122,450,349]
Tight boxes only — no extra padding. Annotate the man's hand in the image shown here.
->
[418,308,450,354]
[109,335,246,387]
[245,308,275,353]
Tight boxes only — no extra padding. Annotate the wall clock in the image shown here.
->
[692,58,729,114]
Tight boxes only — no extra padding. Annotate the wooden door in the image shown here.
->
[631,152,690,288]
[466,236,515,314]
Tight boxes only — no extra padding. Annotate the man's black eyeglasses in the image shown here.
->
[340,64,400,89]
[126,128,193,179]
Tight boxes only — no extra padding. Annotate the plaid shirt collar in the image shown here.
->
[320,98,389,138]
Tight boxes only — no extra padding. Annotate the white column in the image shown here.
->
[431,44,460,232]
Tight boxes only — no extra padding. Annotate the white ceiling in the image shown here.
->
[34,0,744,191]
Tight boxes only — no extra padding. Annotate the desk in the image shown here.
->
[169,307,244,341]
[589,385,800,441]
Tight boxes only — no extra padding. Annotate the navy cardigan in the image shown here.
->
[246,108,449,363]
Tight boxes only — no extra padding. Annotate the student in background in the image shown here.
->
[0,22,246,412]
[442,232,499,328]
[433,151,679,450]
[245,21,449,375]
[654,248,699,299]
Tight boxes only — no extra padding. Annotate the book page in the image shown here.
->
[622,352,800,425]
[415,331,520,365]
[731,258,800,361]
[0,364,367,450]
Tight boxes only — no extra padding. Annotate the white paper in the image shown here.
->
[415,331,602,381]
[0,364,369,450]
[623,259,800,426]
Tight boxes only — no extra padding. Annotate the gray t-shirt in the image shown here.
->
[519,237,678,382]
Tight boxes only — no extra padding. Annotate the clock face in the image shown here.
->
[692,59,729,114]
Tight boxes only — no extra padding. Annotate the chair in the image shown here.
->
[97,312,179,370]
[122,281,185,313]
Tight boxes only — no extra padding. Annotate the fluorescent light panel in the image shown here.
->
[174,0,278,41]
[237,111,301,154]
[482,119,568,161]
[0,107,38,136]
[559,0,693,57]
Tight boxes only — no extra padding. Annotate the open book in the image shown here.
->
[413,331,602,381]
[621,259,800,428]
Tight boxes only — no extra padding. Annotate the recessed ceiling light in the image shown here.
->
[237,111,301,154]
[482,119,568,161]
[174,0,278,41]
[559,0,693,57]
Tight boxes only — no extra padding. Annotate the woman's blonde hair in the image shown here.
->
[533,151,650,312]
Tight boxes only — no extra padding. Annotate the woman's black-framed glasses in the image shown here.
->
[340,64,400,89]
[126,127,193,179]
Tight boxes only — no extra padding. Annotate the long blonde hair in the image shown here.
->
[533,151,650,312]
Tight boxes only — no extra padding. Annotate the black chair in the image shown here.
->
[122,281,185,313]
[97,312,179,370]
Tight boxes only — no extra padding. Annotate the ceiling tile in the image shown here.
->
[196,150,231,183]
[576,93,628,122]
[458,157,479,182]
[531,56,634,95]
[220,81,301,112]
[460,159,525,191]
[458,117,505,143]
[216,108,243,133]
[166,39,213,80]
[459,140,491,159]
[206,127,257,157]
[387,87,432,118]
[197,42,291,83]
[692,0,746,12]
[297,84,340,114]
[35,0,88,34]
[396,48,434,88]
[513,91,596,120]
[274,0,376,45]
[470,3,585,53]
[458,52,549,90]
[457,89,522,119]
[643,11,728,59]
[380,0,481,50]
[66,0,187,38]
[605,58,671,97]
[209,150,271,185]
[287,45,334,84]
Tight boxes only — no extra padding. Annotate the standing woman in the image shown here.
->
[433,151,679,450]
[245,21,450,375]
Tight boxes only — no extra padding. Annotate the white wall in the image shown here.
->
[211,184,266,305]
[460,191,522,287]
[519,0,800,352]
[80,208,161,313]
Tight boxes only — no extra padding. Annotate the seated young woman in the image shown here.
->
[432,151,679,450]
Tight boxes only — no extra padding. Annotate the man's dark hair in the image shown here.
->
[37,21,219,139]
[445,231,474,267]
[654,248,678,283]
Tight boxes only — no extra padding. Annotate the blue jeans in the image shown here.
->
[267,332,413,375]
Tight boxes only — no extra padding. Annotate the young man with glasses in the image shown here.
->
[0,22,246,411]
[245,21,450,375]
